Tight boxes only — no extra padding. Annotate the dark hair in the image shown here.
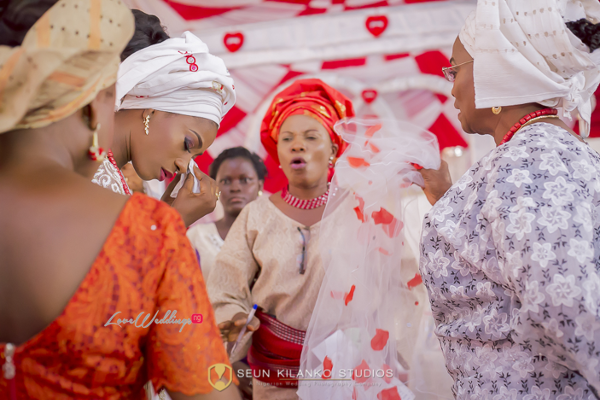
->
[0,0,58,46]
[120,9,169,61]
[209,147,267,181]
[566,19,600,52]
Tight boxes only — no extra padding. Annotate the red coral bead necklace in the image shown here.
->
[107,149,132,196]
[499,108,559,146]
[281,186,329,209]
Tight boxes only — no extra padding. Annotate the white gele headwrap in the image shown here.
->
[459,0,600,137]
[115,31,236,127]
[298,119,444,400]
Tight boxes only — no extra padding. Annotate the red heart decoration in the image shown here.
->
[365,15,388,37]
[224,32,244,52]
[361,89,378,104]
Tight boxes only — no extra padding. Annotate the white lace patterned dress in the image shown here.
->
[186,222,224,280]
[92,158,130,195]
[419,123,600,400]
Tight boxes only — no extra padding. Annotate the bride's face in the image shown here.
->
[130,112,218,181]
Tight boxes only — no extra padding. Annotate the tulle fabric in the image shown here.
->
[298,119,441,400]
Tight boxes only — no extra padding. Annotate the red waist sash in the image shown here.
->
[247,310,305,388]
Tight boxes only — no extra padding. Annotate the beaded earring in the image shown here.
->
[144,114,151,135]
[88,123,106,161]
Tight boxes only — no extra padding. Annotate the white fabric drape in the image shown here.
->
[459,0,600,136]
[116,31,236,126]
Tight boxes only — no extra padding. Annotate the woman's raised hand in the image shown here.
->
[417,160,453,206]
[162,165,219,227]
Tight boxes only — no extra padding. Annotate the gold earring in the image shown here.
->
[144,114,151,135]
[492,106,502,115]
[88,123,105,161]
[258,190,263,196]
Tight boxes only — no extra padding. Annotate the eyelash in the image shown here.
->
[184,138,193,153]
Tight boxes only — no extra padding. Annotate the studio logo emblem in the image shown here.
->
[208,363,233,391]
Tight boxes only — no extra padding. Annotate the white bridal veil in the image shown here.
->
[298,118,447,400]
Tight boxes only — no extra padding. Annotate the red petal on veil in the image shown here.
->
[354,206,365,222]
[348,157,370,168]
[407,273,423,289]
[382,364,392,384]
[372,207,394,224]
[372,208,403,238]
[354,195,367,222]
[378,247,391,255]
[370,329,389,351]
[352,387,357,400]
[377,387,402,400]
[382,221,403,238]
[365,124,382,138]
[352,359,370,383]
[344,285,356,305]
[322,356,333,380]
[369,142,381,153]
[363,124,382,147]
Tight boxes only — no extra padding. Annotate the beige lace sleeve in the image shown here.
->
[206,205,258,323]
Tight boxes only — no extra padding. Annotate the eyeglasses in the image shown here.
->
[298,227,307,275]
[441,60,473,82]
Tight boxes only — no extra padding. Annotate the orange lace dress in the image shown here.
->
[0,193,232,399]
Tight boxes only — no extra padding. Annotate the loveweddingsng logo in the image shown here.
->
[104,310,203,332]
[208,364,233,391]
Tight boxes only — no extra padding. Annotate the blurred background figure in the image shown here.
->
[187,147,266,400]
[188,147,266,280]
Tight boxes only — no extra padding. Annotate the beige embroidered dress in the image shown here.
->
[207,195,343,400]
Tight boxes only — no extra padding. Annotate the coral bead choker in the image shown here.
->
[499,108,559,146]
[281,186,329,209]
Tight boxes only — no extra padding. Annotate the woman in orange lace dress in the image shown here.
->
[0,1,238,399]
